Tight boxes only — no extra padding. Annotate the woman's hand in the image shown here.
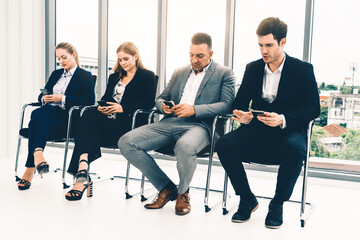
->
[43,93,63,103]
[97,102,123,115]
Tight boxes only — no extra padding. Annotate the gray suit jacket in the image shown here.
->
[156,61,236,135]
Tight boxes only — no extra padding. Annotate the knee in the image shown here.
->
[118,131,139,156]
[173,141,197,159]
[215,135,232,156]
[283,136,306,160]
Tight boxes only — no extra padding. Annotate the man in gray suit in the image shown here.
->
[119,33,235,215]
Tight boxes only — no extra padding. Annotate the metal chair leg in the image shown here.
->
[15,136,22,182]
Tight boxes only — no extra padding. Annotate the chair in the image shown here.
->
[15,75,97,185]
[221,117,318,227]
[126,109,231,211]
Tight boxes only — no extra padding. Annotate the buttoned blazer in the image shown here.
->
[101,68,156,118]
[233,54,320,133]
[38,67,95,111]
[156,61,236,134]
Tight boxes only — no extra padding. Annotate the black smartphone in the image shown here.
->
[40,88,49,95]
[97,100,110,107]
[163,101,174,108]
[251,110,265,117]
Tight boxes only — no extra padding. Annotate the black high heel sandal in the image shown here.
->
[75,159,89,183]
[34,149,49,178]
[18,179,31,191]
[65,176,93,201]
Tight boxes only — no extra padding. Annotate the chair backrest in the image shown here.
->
[92,75,97,86]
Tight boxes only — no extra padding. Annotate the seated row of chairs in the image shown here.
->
[14,75,316,227]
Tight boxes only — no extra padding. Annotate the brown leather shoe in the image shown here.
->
[144,188,178,209]
[175,193,191,215]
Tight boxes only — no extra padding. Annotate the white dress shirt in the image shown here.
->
[262,55,286,128]
[48,65,77,109]
[179,60,212,105]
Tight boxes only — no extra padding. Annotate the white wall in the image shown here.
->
[0,0,45,160]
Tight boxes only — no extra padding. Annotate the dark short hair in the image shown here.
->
[191,32,212,49]
[256,17,287,44]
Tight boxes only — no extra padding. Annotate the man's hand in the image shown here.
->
[232,109,253,124]
[98,102,123,115]
[162,101,175,115]
[257,112,283,127]
[173,103,195,118]
[43,93,63,103]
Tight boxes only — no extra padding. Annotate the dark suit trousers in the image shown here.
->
[67,108,131,175]
[215,125,306,203]
[25,104,68,167]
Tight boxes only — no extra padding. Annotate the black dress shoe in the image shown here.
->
[232,197,259,223]
[265,202,283,229]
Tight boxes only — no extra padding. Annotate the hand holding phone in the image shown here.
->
[163,101,174,108]
[98,100,110,107]
[251,110,265,117]
[40,88,49,95]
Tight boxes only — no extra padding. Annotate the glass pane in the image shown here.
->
[166,0,226,82]
[108,0,158,76]
[56,0,98,76]
[233,0,306,85]
[312,0,360,162]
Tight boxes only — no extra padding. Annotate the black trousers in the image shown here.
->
[25,104,68,168]
[67,108,131,175]
[215,125,306,203]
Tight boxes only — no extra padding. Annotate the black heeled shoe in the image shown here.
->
[34,149,49,178]
[75,159,89,183]
[65,176,93,201]
[36,162,49,178]
[18,179,31,191]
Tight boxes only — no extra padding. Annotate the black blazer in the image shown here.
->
[101,68,157,119]
[38,67,95,111]
[233,54,320,133]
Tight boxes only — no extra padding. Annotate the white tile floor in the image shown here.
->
[1,147,359,240]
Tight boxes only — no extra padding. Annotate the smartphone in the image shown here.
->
[97,100,110,107]
[163,101,174,108]
[251,110,265,117]
[40,88,49,95]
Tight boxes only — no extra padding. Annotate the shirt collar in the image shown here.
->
[191,59,212,74]
[63,65,77,77]
[264,54,286,74]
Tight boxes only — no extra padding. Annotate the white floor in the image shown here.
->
[1,147,359,240]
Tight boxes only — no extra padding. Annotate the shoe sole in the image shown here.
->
[144,197,177,209]
[231,203,259,223]
[265,224,282,229]
[175,210,190,216]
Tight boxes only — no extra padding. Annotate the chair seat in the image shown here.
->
[19,128,71,142]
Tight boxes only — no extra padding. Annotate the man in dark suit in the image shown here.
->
[119,33,235,215]
[215,17,320,228]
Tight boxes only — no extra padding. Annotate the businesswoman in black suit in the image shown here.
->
[65,42,156,201]
[17,42,95,190]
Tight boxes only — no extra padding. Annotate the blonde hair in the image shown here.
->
[55,42,80,67]
[113,42,145,79]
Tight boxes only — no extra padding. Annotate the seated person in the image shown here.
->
[17,42,95,190]
[119,33,235,215]
[215,17,320,229]
[65,42,157,201]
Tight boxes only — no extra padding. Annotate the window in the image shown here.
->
[312,0,360,87]
[56,0,98,75]
[233,0,306,84]
[166,0,226,82]
[108,0,158,77]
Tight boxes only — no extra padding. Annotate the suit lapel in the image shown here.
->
[174,68,192,103]
[272,55,291,104]
[195,62,216,100]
